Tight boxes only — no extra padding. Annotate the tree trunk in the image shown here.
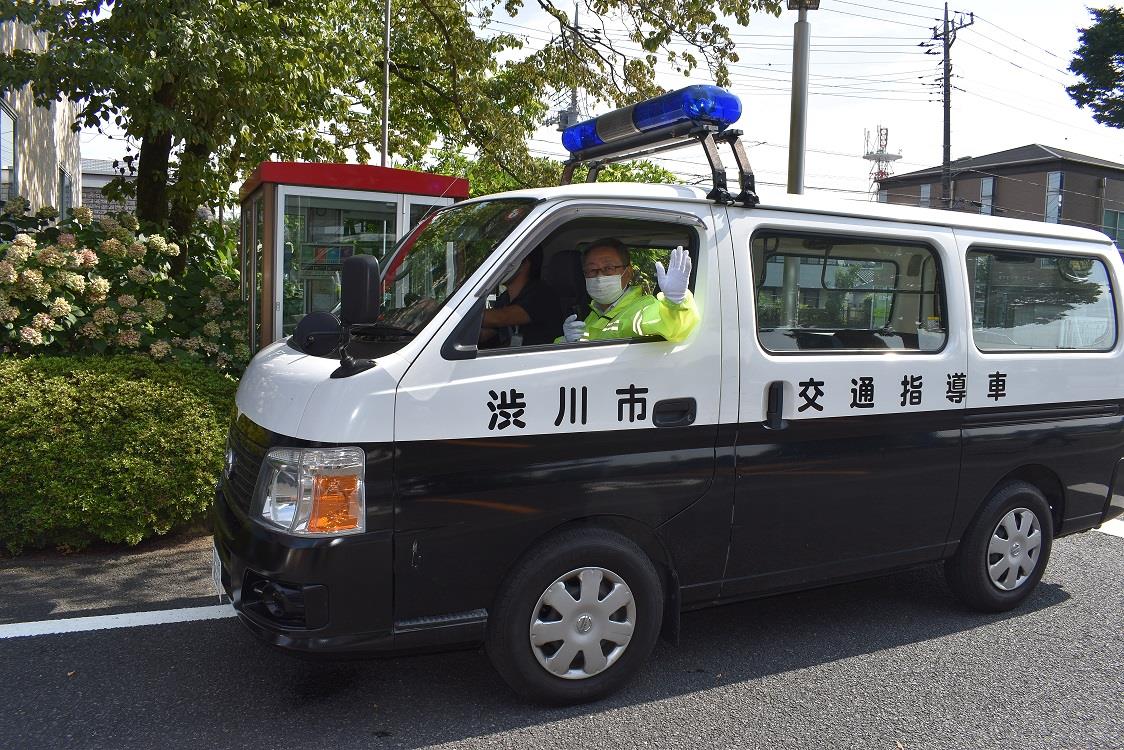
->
[134,130,172,229]
[167,141,211,277]
[134,81,178,231]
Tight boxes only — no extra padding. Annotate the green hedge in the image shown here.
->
[0,355,236,553]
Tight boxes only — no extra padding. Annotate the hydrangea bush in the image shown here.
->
[0,355,236,553]
[0,197,249,372]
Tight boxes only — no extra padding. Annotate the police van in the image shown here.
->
[213,86,1124,704]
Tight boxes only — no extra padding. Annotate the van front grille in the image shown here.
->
[223,416,268,515]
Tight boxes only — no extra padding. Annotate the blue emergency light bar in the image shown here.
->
[561,85,742,154]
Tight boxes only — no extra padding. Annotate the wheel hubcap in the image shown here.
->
[987,507,1043,591]
[528,566,636,680]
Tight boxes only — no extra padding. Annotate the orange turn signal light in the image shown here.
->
[308,474,362,534]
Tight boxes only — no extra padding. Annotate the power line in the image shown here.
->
[831,0,941,21]
[726,32,934,40]
[953,71,1072,112]
[965,28,1073,79]
[880,0,963,12]
[530,134,929,171]
[974,14,1064,61]
[957,39,1072,88]
[733,64,940,81]
[479,20,939,101]
[818,8,934,29]
[957,88,1122,141]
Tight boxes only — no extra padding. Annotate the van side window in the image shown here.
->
[478,217,699,351]
[967,249,1117,351]
[751,231,947,353]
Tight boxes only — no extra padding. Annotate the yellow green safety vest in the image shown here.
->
[562,286,700,343]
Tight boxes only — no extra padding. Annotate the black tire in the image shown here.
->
[945,481,1054,612]
[486,528,664,705]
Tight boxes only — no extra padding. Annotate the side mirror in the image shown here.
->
[340,255,382,325]
[291,311,343,356]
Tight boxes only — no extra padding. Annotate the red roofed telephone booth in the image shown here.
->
[238,162,469,351]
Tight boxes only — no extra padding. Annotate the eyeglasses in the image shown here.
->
[582,264,627,278]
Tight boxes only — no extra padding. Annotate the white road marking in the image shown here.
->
[4,520,1121,641]
[0,604,236,640]
[1096,518,1124,538]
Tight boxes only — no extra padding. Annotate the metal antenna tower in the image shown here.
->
[864,125,901,196]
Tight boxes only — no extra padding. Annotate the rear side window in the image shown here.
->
[968,249,1117,351]
[751,231,947,352]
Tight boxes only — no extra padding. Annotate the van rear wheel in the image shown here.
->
[486,528,663,705]
[945,481,1053,612]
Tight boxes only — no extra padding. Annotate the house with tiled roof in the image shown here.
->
[80,158,136,218]
[877,145,1124,245]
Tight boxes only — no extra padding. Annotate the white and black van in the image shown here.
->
[213,87,1124,704]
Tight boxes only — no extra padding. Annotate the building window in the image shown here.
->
[980,177,994,216]
[877,189,888,203]
[58,169,73,219]
[1104,210,1123,245]
[919,184,931,208]
[1045,171,1063,223]
[1,101,16,200]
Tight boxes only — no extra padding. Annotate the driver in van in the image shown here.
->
[559,238,699,343]
[479,246,564,348]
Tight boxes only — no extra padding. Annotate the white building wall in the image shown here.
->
[0,20,82,213]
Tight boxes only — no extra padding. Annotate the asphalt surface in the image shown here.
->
[0,532,216,624]
[1,530,1121,750]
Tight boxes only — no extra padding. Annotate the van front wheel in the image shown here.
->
[486,529,663,705]
[945,481,1053,612]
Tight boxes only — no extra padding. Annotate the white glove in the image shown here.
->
[655,246,691,304]
[562,313,586,343]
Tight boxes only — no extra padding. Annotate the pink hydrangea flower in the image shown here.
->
[18,326,43,345]
[116,329,141,348]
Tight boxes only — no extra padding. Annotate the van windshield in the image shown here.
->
[374,198,536,334]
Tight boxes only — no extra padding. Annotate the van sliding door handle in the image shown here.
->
[766,381,788,430]
[653,398,697,428]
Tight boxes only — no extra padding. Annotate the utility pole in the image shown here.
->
[933,2,973,208]
[786,1,819,195]
[556,3,582,131]
[784,1,818,328]
[381,0,392,167]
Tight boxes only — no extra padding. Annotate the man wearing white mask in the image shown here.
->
[559,238,699,343]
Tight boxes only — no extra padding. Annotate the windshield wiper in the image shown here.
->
[350,322,416,338]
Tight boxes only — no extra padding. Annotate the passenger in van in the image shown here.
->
[559,239,699,343]
[480,246,565,347]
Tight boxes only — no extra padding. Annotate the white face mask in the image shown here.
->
[586,274,626,306]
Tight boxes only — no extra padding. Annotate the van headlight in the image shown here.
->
[252,447,365,536]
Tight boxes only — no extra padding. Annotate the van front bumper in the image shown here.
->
[1101,457,1124,526]
[212,486,397,654]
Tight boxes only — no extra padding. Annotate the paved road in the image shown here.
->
[1,530,1121,750]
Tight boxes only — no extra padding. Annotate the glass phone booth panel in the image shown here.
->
[239,162,468,352]
[281,193,399,337]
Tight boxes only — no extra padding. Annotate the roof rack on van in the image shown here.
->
[558,85,759,208]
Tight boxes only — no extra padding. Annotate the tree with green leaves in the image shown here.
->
[1,0,781,274]
[1067,7,1124,128]
[425,149,679,197]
